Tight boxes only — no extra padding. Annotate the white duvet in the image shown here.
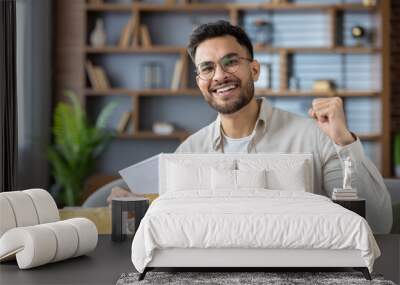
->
[131,190,380,273]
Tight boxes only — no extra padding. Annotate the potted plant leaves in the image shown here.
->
[395,133,400,177]
[48,91,118,206]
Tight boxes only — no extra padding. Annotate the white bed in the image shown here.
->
[131,154,380,280]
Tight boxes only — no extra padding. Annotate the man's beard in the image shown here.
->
[206,79,254,115]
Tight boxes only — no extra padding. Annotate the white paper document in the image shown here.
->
[119,154,161,194]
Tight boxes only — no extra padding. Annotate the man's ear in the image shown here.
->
[195,75,200,88]
[251,60,260,82]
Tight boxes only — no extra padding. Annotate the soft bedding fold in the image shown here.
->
[131,190,380,273]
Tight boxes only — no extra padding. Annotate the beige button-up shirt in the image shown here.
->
[175,97,393,233]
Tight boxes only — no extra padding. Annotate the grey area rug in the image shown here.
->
[116,272,396,285]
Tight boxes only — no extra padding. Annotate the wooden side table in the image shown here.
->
[111,197,149,242]
[332,199,366,218]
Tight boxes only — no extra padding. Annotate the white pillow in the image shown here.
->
[238,159,308,192]
[167,162,210,191]
[211,169,267,191]
[267,163,306,191]
[166,160,235,192]
[237,169,267,189]
[211,168,236,190]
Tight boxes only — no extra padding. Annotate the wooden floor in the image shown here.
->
[0,235,398,284]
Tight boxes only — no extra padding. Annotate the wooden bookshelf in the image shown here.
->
[85,88,201,96]
[255,46,381,54]
[86,3,131,12]
[118,131,189,141]
[255,90,380,97]
[84,46,186,54]
[118,130,378,143]
[85,88,379,98]
[357,134,382,141]
[85,46,380,55]
[85,3,378,12]
[54,0,390,175]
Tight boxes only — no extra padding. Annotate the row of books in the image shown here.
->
[85,59,186,90]
[332,188,359,200]
[171,57,187,90]
[119,18,152,48]
[88,0,190,5]
[117,111,134,134]
[85,61,110,90]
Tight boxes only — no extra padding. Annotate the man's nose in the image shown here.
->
[212,63,228,81]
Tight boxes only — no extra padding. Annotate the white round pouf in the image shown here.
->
[0,190,98,269]
[64,218,98,257]
[0,196,17,237]
[23,189,59,224]
[42,220,79,262]
[0,226,57,269]
[0,192,39,227]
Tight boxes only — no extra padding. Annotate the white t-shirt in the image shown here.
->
[222,130,255,153]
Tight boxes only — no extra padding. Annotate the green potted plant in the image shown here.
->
[48,91,117,206]
[395,133,400,177]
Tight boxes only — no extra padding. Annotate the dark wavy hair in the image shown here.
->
[187,20,254,62]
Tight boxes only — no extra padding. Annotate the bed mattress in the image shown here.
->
[131,190,380,273]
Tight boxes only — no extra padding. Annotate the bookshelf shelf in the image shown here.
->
[86,3,132,12]
[118,131,189,141]
[255,46,380,54]
[117,130,379,142]
[256,90,380,97]
[138,89,199,96]
[86,3,378,13]
[84,46,186,54]
[357,134,382,141]
[85,88,201,96]
[85,88,379,98]
[85,46,380,55]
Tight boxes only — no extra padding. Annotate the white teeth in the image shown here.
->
[216,84,236,93]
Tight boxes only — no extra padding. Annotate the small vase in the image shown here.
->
[90,19,107,47]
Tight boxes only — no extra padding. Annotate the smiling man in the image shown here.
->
[175,20,392,233]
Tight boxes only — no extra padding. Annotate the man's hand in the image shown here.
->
[106,186,142,205]
[308,97,355,146]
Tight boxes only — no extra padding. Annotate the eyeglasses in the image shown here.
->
[196,54,253,81]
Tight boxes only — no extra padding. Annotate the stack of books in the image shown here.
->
[85,60,110,90]
[119,17,152,48]
[332,188,359,200]
[170,57,187,90]
[116,111,133,134]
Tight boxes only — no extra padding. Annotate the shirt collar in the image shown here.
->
[211,97,272,150]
